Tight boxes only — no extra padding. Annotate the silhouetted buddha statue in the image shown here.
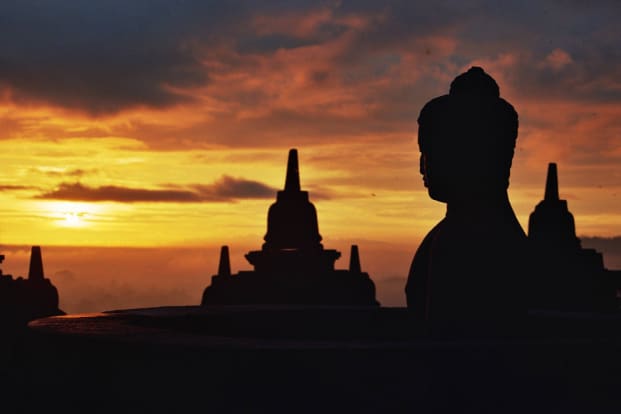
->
[405,67,528,333]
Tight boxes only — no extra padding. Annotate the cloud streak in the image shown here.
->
[36,175,278,203]
[0,184,36,191]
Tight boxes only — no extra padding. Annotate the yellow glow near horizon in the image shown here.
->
[0,135,618,249]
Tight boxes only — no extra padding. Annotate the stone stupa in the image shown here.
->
[201,149,378,306]
[0,246,64,325]
[528,163,620,311]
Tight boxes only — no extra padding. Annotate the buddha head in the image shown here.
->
[417,67,518,203]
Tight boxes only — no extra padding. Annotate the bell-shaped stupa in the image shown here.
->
[0,246,64,325]
[528,163,581,252]
[245,149,340,274]
[202,149,378,306]
[262,149,322,250]
[528,163,618,311]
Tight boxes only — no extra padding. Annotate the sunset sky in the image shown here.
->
[0,1,620,312]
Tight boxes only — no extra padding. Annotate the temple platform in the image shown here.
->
[2,306,619,413]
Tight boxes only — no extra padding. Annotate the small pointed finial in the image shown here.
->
[544,163,559,201]
[284,148,301,192]
[349,245,361,274]
[217,246,231,277]
[28,246,44,281]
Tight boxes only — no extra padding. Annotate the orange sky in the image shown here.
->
[0,2,620,312]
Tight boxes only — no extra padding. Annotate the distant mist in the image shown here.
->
[0,242,415,313]
[581,236,621,269]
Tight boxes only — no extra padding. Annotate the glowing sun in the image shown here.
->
[47,202,97,228]
[62,210,86,227]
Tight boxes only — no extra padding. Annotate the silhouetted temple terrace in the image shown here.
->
[202,149,378,306]
[0,246,64,326]
[529,163,621,311]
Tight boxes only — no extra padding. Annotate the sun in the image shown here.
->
[62,210,85,227]
[45,201,99,228]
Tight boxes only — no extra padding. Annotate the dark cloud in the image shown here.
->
[0,1,354,115]
[334,1,621,106]
[65,169,93,177]
[38,182,202,202]
[0,184,36,191]
[45,168,97,178]
[0,0,618,128]
[189,175,276,199]
[35,175,277,202]
[0,0,240,114]
[28,167,98,178]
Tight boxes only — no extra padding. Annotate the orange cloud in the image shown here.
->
[543,48,573,71]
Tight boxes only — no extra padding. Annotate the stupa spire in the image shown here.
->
[544,163,559,201]
[284,149,301,192]
[528,162,580,251]
[349,245,361,274]
[28,246,44,281]
[217,246,231,277]
[263,149,322,250]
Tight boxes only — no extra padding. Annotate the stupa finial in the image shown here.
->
[28,246,44,281]
[349,245,361,274]
[217,246,231,277]
[284,149,300,192]
[545,163,559,201]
